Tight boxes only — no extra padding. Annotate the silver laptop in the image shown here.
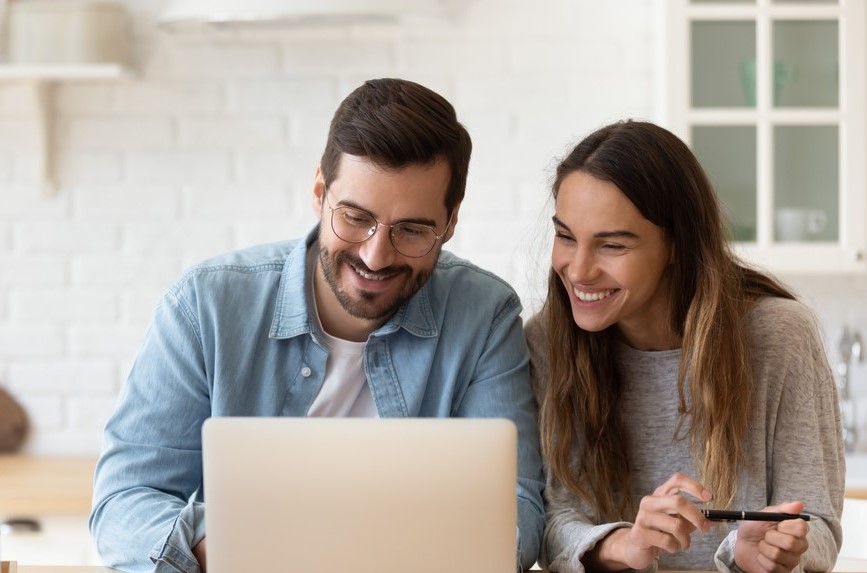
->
[202,417,518,573]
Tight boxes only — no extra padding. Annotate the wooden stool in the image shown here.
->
[1,561,18,573]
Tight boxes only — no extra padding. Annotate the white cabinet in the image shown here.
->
[663,0,866,273]
[0,515,100,566]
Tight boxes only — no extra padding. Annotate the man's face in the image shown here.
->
[313,154,457,332]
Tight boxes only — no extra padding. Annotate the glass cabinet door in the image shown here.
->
[665,0,866,272]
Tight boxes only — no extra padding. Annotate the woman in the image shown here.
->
[525,120,844,573]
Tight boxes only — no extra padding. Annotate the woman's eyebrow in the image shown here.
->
[552,215,639,240]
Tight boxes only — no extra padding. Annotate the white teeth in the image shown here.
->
[354,266,388,281]
[574,289,614,302]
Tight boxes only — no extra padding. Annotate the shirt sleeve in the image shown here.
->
[90,287,210,573]
[456,294,545,570]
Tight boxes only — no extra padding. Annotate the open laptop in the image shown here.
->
[202,417,518,573]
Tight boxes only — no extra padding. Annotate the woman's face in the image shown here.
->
[551,171,678,350]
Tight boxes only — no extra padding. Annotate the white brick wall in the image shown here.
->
[0,0,864,456]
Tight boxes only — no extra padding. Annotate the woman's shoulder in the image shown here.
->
[745,296,827,359]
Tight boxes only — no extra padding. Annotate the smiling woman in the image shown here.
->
[526,120,844,573]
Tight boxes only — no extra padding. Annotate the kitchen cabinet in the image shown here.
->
[664,0,866,273]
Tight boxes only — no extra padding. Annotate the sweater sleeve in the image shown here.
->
[525,315,637,573]
[714,298,845,572]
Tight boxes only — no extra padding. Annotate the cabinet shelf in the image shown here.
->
[0,63,129,80]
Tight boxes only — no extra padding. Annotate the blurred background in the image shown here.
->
[0,0,863,457]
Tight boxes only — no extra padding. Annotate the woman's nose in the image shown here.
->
[566,248,598,283]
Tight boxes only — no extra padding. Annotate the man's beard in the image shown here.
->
[318,245,433,322]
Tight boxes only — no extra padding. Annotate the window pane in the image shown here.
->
[692,125,757,241]
[692,21,756,108]
[774,125,838,242]
[773,20,838,107]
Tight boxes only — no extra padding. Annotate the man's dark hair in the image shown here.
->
[320,78,472,214]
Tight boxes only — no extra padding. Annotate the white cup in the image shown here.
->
[775,207,827,242]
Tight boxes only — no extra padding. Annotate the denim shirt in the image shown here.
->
[90,227,545,572]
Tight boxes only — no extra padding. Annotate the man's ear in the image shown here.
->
[312,164,326,219]
[442,202,461,244]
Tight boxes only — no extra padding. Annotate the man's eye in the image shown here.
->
[601,243,626,251]
[394,225,427,239]
[554,231,574,242]
[342,210,373,226]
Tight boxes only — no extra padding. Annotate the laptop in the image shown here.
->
[202,417,518,573]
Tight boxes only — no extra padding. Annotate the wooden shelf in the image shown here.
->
[0,64,129,80]
[0,64,131,194]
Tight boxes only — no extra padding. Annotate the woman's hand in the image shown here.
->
[734,501,810,573]
[589,472,714,571]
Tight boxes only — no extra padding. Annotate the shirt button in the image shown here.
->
[300,366,312,377]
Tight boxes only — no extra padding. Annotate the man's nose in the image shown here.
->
[358,226,397,271]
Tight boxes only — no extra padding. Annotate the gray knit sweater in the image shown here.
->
[525,297,844,572]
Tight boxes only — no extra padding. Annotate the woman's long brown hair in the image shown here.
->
[540,121,795,521]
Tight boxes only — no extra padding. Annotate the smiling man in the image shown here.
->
[89,78,544,573]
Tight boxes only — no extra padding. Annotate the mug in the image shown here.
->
[775,207,827,242]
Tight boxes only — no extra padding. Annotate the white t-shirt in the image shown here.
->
[305,244,378,418]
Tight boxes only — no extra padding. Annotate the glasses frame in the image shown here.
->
[324,193,452,258]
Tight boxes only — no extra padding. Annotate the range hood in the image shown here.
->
[160,0,449,26]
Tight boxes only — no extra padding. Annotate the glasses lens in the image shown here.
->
[332,207,376,243]
[391,223,437,257]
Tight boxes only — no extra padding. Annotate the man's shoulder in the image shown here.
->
[169,239,303,296]
[433,250,518,298]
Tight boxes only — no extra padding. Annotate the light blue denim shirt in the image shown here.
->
[90,226,545,572]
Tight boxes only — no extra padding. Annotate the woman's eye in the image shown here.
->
[554,231,574,242]
[601,243,626,251]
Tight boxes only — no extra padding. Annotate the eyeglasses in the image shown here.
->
[324,194,452,258]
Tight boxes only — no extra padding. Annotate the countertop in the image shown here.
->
[0,453,865,510]
[0,456,96,515]
[1,561,867,573]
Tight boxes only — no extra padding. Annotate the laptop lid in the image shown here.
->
[202,417,518,573]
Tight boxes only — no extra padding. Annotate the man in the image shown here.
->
[89,78,544,572]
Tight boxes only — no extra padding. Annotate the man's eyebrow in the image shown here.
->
[338,198,438,227]
[552,216,639,239]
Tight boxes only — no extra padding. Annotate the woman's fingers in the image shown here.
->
[653,472,713,503]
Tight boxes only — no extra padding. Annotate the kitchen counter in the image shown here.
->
[0,561,866,573]
[0,456,96,515]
